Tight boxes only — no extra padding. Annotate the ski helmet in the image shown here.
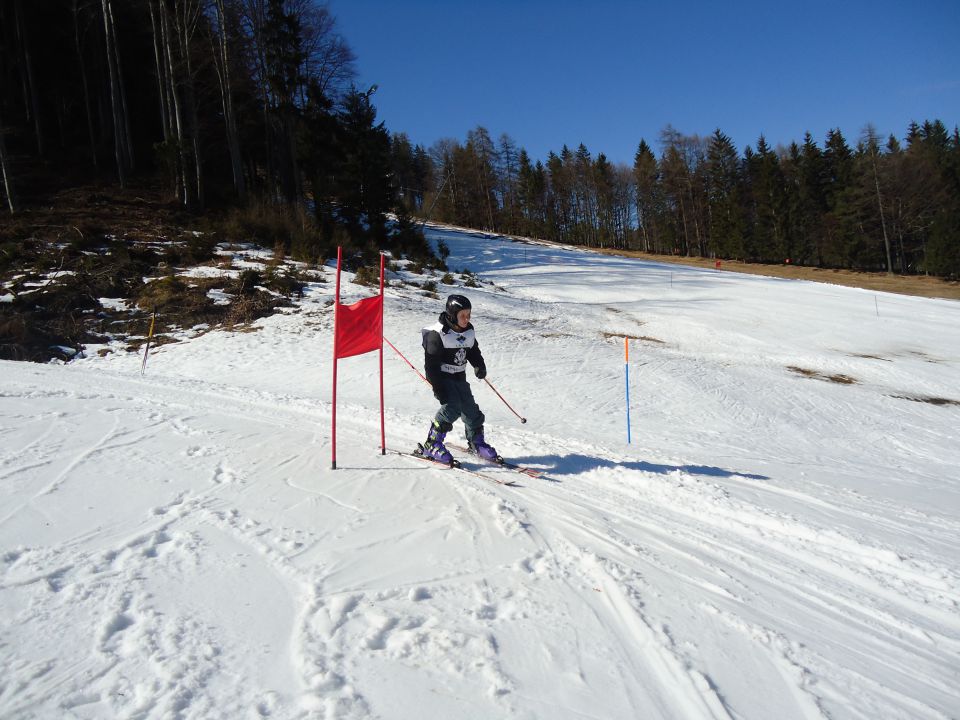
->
[444,294,472,325]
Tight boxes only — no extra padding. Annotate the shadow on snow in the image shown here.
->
[514,453,769,481]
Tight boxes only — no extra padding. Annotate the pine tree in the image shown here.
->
[633,140,661,253]
[548,148,573,243]
[302,80,340,250]
[858,124,894,273]
[923,122,960,277]
[744,135,787,262]
[336,87,393,244]
[822,128,857,266]
[705,129,744,258]
[797,133,827,266]
[465,126,499,231]
[390,132,420,212]
[593,153,616,248]
[517,150,547,237]
[571,144,597,246]
[496,133,522,234]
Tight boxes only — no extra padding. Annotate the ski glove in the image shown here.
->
[474,365,487,380]
[432,385,449,405]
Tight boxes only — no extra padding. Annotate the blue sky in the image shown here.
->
[331,0,959,166]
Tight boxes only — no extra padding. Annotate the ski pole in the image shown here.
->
[387,337,527,426]
[384,336,429,384]
[484,378,527,424]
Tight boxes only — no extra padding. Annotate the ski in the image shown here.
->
[448,443,546,479]
[388,446,520,487]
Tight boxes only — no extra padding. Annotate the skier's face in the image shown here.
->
[455,309,471,329]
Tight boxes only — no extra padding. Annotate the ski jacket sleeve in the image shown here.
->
[422,329,446,390]
[467,339,485,375]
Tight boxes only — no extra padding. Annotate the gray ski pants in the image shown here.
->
[434,377,485,440]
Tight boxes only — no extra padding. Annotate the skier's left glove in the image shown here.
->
[474,365,487,380]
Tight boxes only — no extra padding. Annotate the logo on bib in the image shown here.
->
[455,348,467,366]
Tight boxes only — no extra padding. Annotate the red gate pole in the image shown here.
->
[331,246,342,469]
[378,253,386,455]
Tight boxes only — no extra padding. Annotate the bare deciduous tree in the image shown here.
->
[14,0,44,156]
[209,0,246,200]
[101,0,129,185]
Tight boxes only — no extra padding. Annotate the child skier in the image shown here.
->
[421,294,498,464]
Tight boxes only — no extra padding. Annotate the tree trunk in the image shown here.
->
[106,0,134,170]
[160,2,190,206]
[147,1,171,143]
[246,0,276,201]
[871,149,894,275]
[101,0,127,186]
[176,0,204,208]
[14,0,44,156]
[0,108,17,213]
[72,0,99,167]
[212,0,245,200]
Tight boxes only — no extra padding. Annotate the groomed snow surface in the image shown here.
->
[2,227,959,720]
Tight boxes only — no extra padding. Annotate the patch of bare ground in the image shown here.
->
[1,180,301,362]
[786,365,958,407]
[602,332,665,344]
[890,395,960,407]
[786,366,858,385]
[592,248,960,301]
[848,353,892,362]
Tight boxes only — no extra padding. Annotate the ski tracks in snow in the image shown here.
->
[504,435,960,719]
[0,370,311,718]
[3,319,960,719]
[0,491,228,718]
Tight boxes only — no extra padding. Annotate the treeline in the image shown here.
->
[412,122,960,278]
[0,0,428,261]
[3,2,958,278]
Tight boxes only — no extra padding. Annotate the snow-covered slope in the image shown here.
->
[2,228,959,719]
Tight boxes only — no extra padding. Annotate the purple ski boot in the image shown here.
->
[423,420,454,464]
[468,429,499,462]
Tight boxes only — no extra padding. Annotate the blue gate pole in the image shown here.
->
[625,337,631,444]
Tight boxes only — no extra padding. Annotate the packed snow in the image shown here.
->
[1,226,959,719]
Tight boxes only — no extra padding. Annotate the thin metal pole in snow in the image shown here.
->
[331,247,342,469]
[332,250,386,469]
[625,337,631,444]
[378,254,385,455]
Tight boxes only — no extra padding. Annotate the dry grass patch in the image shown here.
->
[848,353,892,362]
[787,366,858,385]
[593,248,960,300]
[890,395,960,406]
[603,332,665,344]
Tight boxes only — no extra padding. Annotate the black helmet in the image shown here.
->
[444,294,471,324]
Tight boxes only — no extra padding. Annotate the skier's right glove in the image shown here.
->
[432,385,449,405]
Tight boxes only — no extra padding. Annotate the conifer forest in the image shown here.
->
[2,0,958,278]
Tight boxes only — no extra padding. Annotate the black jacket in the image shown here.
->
[421,312,485,390]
